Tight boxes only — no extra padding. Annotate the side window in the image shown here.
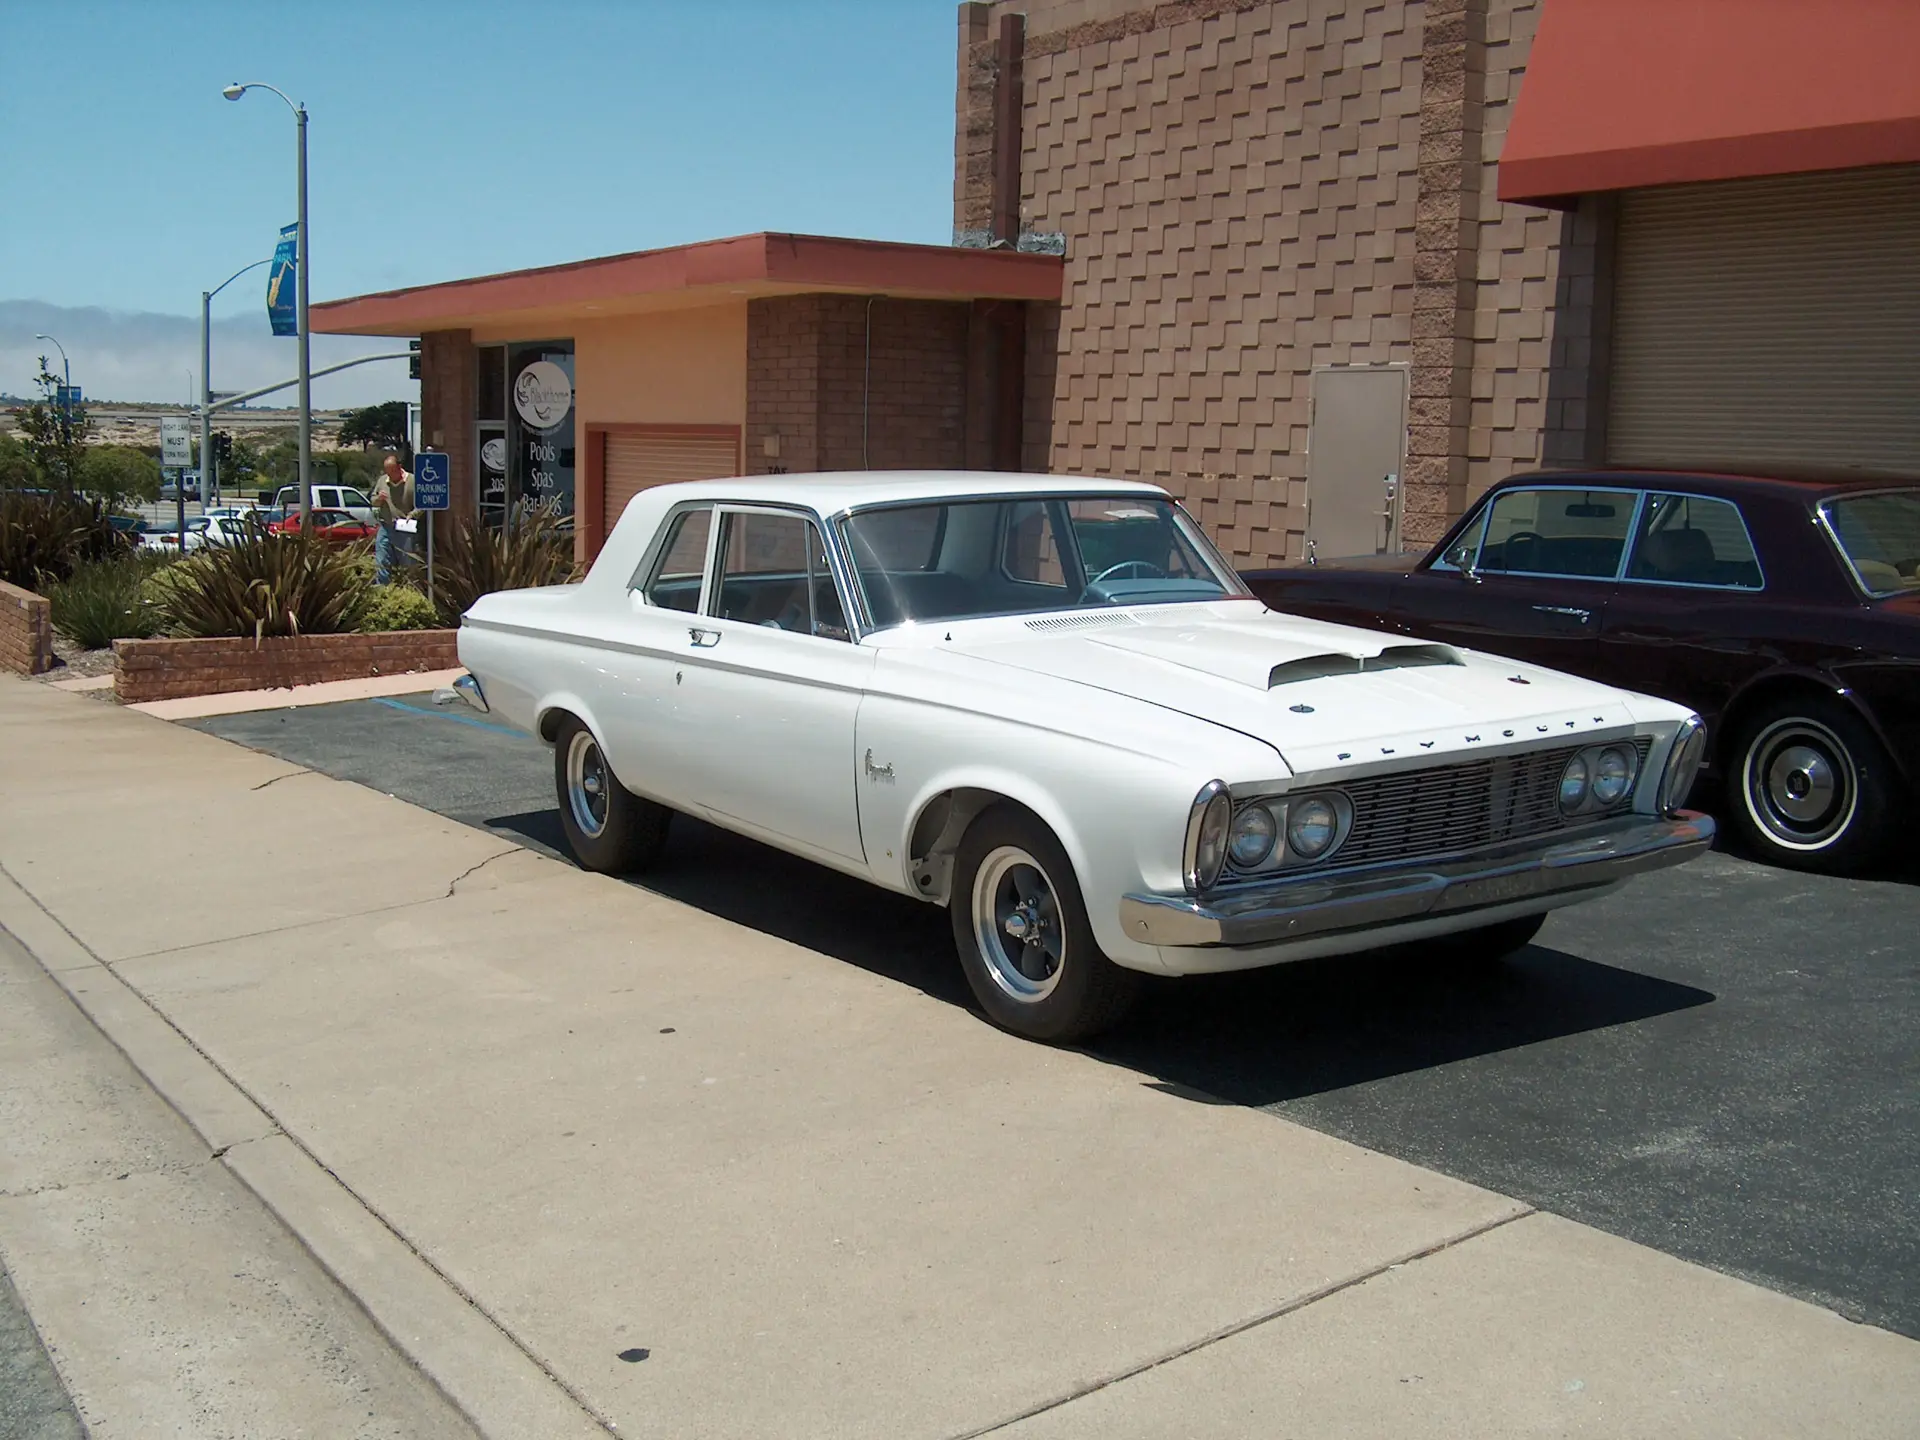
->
[1000,501,1068,588]
[343,489,371,509]
[712,511,849,640]
[1477,489,1634,578]
[1626,493,1764,589]
[318,488,340,508]
[642,506,712,613]
[1432,507,1491,572]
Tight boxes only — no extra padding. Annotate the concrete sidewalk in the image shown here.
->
[1,674,1915,1438]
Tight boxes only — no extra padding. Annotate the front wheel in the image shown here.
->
[553,716,671,874]
[950,808,1139,1043]
[1726,698,1895,876]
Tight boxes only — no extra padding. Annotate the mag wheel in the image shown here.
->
[553,716,671,874]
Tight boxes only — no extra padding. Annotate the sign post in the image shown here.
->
[413,452,451,611]
[160,415,193,553]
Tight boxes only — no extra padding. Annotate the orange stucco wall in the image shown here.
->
[549,303,746,428]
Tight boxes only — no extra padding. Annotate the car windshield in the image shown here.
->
[840,495,1249,629]
[1823,489,1920,597]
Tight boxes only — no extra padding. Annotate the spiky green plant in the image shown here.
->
[0,489,132,590]
[46,554,166,649]
[428,503,578,624]
[157,529,369,639]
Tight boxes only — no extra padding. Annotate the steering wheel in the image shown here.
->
[1088,559,1167,586]
[1502,530,1547,570]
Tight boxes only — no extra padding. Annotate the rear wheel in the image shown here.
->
[950,807,1139,1044]
[1726,697,1894,875]
[553,716,671,874]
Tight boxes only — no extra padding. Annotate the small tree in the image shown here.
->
[80,445,161,506]
[15,358,90,493]
[0,434,37,490]
[338,401,411,460]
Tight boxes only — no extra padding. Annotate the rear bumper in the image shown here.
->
[1120,811,1715,948]
[432,673,489,714]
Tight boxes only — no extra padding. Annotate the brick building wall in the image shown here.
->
[419,329,478,515]
[745,296,971,476]
[960,0,1583,559]
[0,580,53,676]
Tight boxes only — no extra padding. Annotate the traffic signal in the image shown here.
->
[213,432,233,465]
[408,338,422,380]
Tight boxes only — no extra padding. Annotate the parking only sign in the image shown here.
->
[413,451,450,510]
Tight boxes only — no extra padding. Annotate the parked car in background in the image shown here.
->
[271,485,375,524]
[447,472,1712,1043]
[267,508,376,545]
[107,514,149,538]
[1244,469,1920,875]
[140,516,210,553]
[158,473,200,502]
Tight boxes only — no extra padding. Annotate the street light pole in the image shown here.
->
[32,333,70,393]
[200,258,272,506]
[224,81,312,526]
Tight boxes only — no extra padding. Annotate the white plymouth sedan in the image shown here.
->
[447,473,1713,1041]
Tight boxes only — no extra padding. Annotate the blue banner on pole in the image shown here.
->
[267,224,298,337]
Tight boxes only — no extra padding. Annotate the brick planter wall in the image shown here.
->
[113,630,460,704]
[1,580,54,676]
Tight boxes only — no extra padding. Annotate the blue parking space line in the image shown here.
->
[369,695,526,738]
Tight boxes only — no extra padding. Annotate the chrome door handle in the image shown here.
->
[1531,605,1591,622]
[688,627,720,648]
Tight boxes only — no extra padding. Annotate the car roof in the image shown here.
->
[640,470,1171,515]
[1493,465,1919,503]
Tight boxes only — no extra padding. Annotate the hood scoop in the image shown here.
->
[1267,643,1462,689]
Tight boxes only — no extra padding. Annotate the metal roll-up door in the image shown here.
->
[603,429,741,534]
[1608,164,1920,473]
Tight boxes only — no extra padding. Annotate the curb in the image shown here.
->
[0,866,609,1440]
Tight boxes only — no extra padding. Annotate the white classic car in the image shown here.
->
[446,473,1713,1041]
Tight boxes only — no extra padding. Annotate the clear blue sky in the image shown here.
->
[0,0,960,321]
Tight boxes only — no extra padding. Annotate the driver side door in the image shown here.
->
[1395,484,1640,674]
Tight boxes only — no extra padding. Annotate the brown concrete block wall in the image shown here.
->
[0,580,54,676]
[420,329,478,515]
[1463,0,1610,503]
[982,0,1424,567]
[746,296,969,476]
[113,631,461,705]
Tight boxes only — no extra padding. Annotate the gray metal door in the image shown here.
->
[1306,366,1407,561]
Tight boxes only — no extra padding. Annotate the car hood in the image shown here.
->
[942,607,1647,774]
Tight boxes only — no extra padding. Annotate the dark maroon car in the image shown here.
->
[1243,468,1920,876]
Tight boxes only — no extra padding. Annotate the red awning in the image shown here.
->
[1499,0,1920,205]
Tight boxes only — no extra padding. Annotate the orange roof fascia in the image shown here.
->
[1499,0,1920,205]
[311,232,1064,334]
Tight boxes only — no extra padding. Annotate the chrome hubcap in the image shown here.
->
[1745,719,1855,850]
[972,846,1065,1003]
[566,729,611,839]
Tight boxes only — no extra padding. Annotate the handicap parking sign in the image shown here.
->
[414,452,450,510]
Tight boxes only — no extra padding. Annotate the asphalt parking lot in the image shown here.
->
[191,691,1920,1340]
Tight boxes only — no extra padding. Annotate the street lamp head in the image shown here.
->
[222,83,246,101]
[34,333,52,341]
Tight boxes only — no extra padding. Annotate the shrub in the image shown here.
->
[0,489,131,591]
[357,583,440,632]
[158,529,368,639]
[47,555,167,649]
[430,503,578,624]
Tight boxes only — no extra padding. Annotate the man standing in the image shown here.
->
[371,452,414,584]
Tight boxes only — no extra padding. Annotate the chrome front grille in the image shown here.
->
[1226,738,1653,880]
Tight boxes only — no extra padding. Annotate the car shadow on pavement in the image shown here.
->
[488,806,1715,1103]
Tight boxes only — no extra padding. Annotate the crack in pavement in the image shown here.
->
[250,768,313,791]
[947,1205,1537,1440]
[443,848,522,898]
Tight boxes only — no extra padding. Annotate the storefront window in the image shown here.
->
[507,341,575,520]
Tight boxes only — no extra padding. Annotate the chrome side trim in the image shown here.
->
[1122,811,1715,948]
[433,673,489,714]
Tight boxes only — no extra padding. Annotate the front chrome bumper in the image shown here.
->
[432,673,489,714]
[1120,811,1715,948]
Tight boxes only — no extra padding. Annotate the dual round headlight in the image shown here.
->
[1229,802,1277,867]
[1560,744,1640,815]
[1199,791,1343,886]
